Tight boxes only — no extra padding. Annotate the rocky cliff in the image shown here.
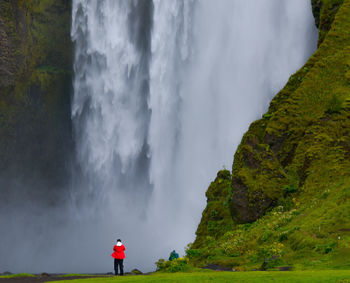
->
[190,0,350,270]
[0,0,72,205]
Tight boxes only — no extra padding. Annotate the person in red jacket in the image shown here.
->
[111,239,126,275]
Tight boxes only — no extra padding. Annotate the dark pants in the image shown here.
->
[114,259,124,275]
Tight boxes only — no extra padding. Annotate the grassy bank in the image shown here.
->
[52,270,350,283]
[0,273,35,278]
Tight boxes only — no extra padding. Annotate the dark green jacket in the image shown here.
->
[169,250,179,261]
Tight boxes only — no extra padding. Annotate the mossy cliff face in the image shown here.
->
[0,0,72,204]
[190,0,350,270]
[192,170,234,249]
[312,0,344,46]
[231,0,350,225]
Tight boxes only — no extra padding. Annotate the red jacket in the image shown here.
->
[111,244,125,259]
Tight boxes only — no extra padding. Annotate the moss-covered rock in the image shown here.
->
[311,0,344,46]
[0,0,72,203]
[192,170,234,249]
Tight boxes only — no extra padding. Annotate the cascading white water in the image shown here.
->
[69,0,317,272]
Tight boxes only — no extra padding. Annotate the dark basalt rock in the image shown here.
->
[231,177,274,223]
[39,273,49,277]
[202,264,233,271]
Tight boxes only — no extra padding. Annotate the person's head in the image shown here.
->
[117,239,121,243]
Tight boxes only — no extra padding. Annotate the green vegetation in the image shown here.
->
[0,273,35,278]
[188,0,350,271]
[155,258,195,273]
[53,270,350,283]
[325,94,344,114]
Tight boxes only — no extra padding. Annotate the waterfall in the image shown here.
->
[68,0,317,272]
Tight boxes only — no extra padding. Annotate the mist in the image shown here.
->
[0,0,317,274]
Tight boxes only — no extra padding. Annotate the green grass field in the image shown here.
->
[0,273,35,278]
[51,270,350,283]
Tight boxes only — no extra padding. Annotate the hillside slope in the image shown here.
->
[189,0,350,270]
